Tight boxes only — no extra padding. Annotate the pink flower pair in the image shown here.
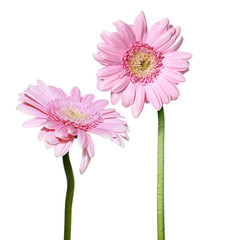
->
[17,11,191,174]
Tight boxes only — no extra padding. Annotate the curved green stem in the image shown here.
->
[63,152,75,240]
[157,107,165,240]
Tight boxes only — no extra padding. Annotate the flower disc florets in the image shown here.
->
[47,99,103,131]
[122,42,163,84]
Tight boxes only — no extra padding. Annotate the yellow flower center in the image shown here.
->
[122,42,163,84]
[129,51,158,79]
[60,106,89,122]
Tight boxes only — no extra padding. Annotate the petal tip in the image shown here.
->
[139,11,145,17]
[54,152,61,157]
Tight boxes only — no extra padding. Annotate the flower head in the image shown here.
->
[17,80,129,174]
[94,11,192,117]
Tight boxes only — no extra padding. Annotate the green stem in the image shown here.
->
[157,107,165,240]
[63,152,75,240]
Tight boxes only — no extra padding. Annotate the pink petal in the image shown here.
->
[100,108,116,115]
[112,136,125,147]
[158,79,176,101]
[121,81,136,107]
[152,27,176,50]
[102,118,128,126]
[145,84,162,110]
[111,92,121,104]
[44,141,53,149]
[97,65,123,78]
[102,111,122,119]
[101,31,116,46]
[95,52,122,65]
[163,51,192,60]
[100,108,124,118]
[159,76,180,99]
[81,94,95,106]
[17,104,47,118]
[46,131,60,145]
[144,93,150,104]
[26,85,49,105]
[161,69,185,83]
[89,128,114,140]
[146,18,169,46]
[97,78,119,92]
[164,36,183,53]
[87,134,95,158]
[38,127,49,141]
[56,88,68,99]
[157,75,175,99]
[79,148,91,174]
[77,129,88,148]
[98,70,121,82]
[162,59,189,71]
[109,32,129,50]
[101,52,122,64]
[111,77,129,93]
[97,42,124,55]
[54,139,74,157]
[55,125,70,140]
[180,69,190,74]
[92,100,109,111]
[158,27,181,52]
[134,11,147,42]
[48,86,60,99]
[101,31,129,50]
[23,85,47,104]
[99,122,128,132]
[147,21,159,35]
[19,95,47,113]
[113,20,136,46]
[100,72,126,93]
[153,80,170,104]
[45,120,61,129]
[68,125,78,136]
[94,53,109,66]
[23,89,47,107]
[18,93,28,102]
[131,85,145,118]
[70,87,81,101]
[118,69,126,79]
[23,118,47,127]
[37,80,55,101]
[118,132,130,141]
[48,86,68,100]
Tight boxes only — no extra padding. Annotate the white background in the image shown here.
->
[0,0,228,239]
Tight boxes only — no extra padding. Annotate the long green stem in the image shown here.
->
[63,152,75,240]
[157,107,165,240]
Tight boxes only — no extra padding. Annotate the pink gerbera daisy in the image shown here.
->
[17,80,129,174]
[94,11,192,117]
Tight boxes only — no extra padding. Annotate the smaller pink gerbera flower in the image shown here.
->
[17,80,129,174]
[94,11,192,117]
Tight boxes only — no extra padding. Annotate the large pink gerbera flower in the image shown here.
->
[94,11,192,117]
[17,80,129,174]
